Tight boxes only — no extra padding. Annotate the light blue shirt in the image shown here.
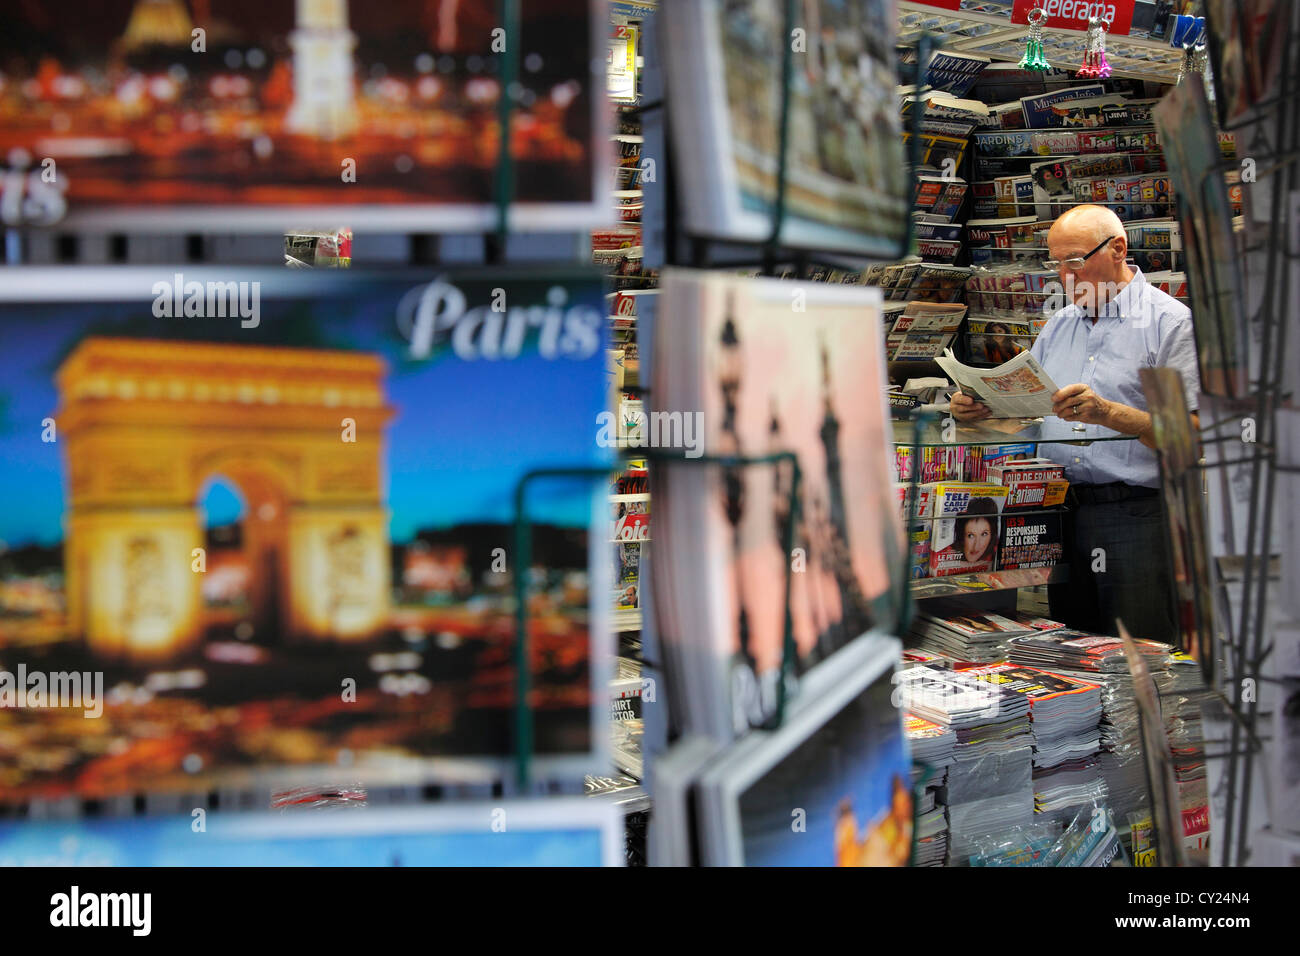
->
[1029,269,1201,488]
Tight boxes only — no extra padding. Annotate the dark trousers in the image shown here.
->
[1047,486,1179,644]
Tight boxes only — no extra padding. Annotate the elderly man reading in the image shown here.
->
[950,204,1201,643]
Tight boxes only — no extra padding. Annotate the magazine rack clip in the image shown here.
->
[509,451,802,790]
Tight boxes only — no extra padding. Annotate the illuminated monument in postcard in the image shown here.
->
[285,0,360,140]
[54,339,394,660]
[120,0,195,51]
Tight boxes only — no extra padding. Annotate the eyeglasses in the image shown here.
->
[1044,235,1119,271]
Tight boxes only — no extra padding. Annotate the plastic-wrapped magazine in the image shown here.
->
[662,0,908,257]
[970,803,1122,867]
[936,348,1059,419]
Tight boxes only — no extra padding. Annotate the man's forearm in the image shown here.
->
[1101,400,1156,448]
[1101,400,1200,450]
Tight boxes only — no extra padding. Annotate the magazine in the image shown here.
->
[1204,0,1289,123]
[890,301,967,335]
[1019,84,1108,128]
[653,272,902,741]
[936,348,1060,419]
[663,0,909,257]
[0,267,612,802]
[967,318,1032,366]
[913,50,991,97]
[997,512,1064,570]
[892,333,957,361]
[914,177,969,222]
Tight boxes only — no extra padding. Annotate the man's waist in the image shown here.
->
[1067,482,1160,506]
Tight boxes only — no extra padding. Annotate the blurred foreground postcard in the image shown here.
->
[0,1,607,231]
[0,267,611,802]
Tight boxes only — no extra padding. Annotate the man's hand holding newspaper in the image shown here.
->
[936,348,1061,421]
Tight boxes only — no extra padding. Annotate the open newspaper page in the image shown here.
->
[935,348,1059,419]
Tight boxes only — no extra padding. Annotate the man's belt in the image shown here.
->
[1067,482,1160,507]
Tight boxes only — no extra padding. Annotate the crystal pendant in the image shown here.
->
[1076,16,1112,79]
[1019,9,1051,72]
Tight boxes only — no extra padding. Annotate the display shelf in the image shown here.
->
[896,1,1186,83]
[891,416,1140,447]
[911,564,1067,599]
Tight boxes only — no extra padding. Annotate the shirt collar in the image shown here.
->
[1099,268,1146,320]
[1062,268,1146,323]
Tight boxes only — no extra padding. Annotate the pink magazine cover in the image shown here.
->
[681,274,903,721]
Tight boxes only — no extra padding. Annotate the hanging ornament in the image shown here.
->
[1076,15,1112,79]
[1175,41,1193,85]
[1176,38,1214,104]
[1019,7,1051,72]
[1194,39,1216,107]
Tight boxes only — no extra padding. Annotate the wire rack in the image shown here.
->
[897,0,1188,82]
[1187,0,1300,868]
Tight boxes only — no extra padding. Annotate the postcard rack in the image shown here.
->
[1147,0,1300,867]
[510,451,806,790]
[658,9,934,275]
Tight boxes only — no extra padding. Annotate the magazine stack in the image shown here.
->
[898,665,1034,863]
[909,603,1041,663]
[905,713,956,866]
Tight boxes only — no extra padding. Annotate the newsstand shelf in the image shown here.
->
[910,564,1068,600]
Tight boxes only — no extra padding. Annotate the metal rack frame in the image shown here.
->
[897,0,1187,82]
[1172,0,1300,868]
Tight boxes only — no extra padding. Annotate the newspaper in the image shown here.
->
[935,348,1059,419]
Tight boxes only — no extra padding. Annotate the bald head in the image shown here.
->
[1049,204,1126,247]
[1046,204,1133,308]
